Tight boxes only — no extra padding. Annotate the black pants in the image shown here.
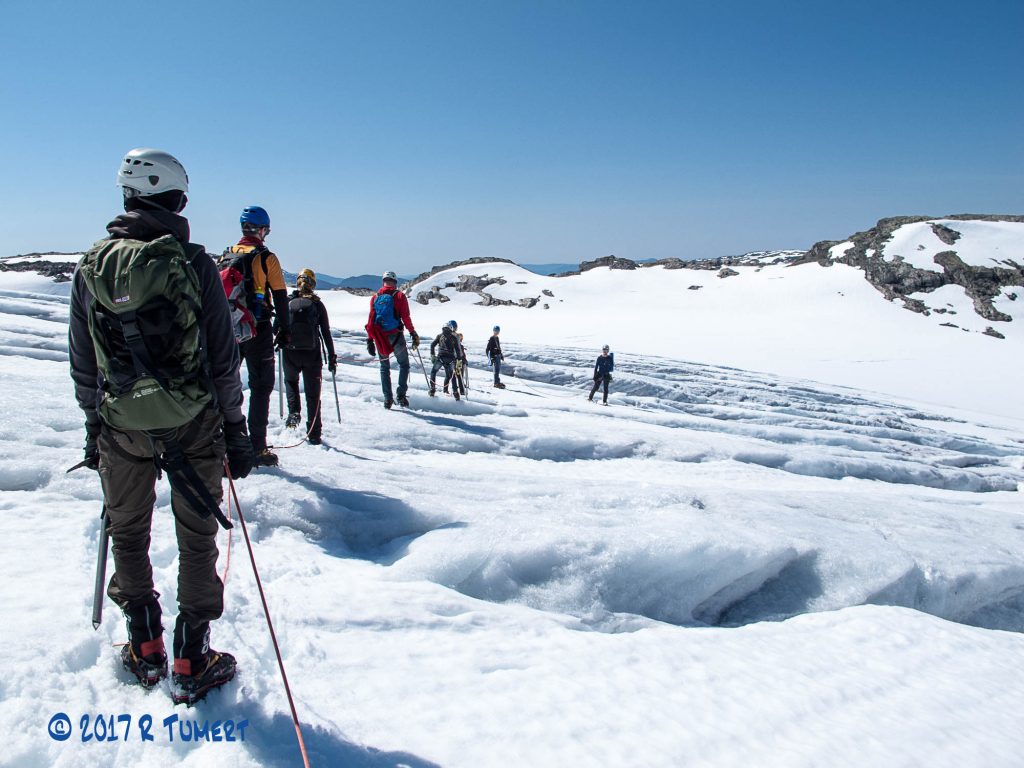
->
[283,347,323,439]
[239,323,275,452]
[589,374,610,403]
[430,356,455,392]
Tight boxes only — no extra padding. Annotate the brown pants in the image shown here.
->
[98,407,226,626]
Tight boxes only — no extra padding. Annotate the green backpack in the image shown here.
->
[79,234,213,431]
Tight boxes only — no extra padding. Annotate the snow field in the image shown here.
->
[1,266,1024,766]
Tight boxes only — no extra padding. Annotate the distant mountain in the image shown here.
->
[281,271,415,291]
[519,262,581,276]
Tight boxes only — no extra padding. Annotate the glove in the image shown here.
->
[366,338,377,357]
[83,417,101,471]
[223,419,254,480]
[328,354,338,374]
[410,331,420,349]
[274,326,291,350]
[431,354,438,365]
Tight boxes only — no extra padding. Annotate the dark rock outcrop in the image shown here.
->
[802,215,1024,326]
[0,254,78,282]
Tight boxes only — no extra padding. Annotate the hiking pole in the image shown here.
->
[332,371,341,423]
[92,505,109,630]
[414,348,431,389]
[277,349,284,419]
[223,461,311,768]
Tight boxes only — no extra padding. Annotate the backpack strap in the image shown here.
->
[119,309,172,390]
[150,430,232,530]
[183,245,218,411]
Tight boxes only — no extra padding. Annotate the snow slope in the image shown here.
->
[328,255,1023,421]
[882,219,1024,271]
[1,260,1023,767]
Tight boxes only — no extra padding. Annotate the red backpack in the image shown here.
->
[217,247,268,344]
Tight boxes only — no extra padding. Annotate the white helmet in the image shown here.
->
[117,148,189,197]
[382,270,398,283]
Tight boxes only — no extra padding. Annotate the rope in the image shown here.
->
[220,480,234,587]
[224,461,311,768]
[271,376,324,451]
[512,370,586,400]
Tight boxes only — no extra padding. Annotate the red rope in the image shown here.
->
[224,460,311,768]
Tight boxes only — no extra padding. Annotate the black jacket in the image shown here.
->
[69,208,245,425]
[430,326,460,361]
[286,291,335,358]
[486,336,503,361]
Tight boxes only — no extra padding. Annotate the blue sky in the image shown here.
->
[1,0,1021,276]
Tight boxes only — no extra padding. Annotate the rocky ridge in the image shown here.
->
[799,215,1024,327]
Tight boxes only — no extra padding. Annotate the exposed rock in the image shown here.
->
[983,327,1006,339]
[457,273,506,293]
[0,257,77,282]
[931,223,962,245]
[542,289,554,297]
[579,255,638,273]
[804,215,1024,322]
[414,286,450,304]
[717,268,739,279]
[688,285,702,291]
[646,258,689,270]
[404,256,517,291]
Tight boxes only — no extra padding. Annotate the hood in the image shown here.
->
[106,208,190,243]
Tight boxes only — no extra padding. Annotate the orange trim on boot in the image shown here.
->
[139,638,165,659]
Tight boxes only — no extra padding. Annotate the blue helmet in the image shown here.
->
[447,320,458,330]
[240,205,270,228]
[493,325,500,332]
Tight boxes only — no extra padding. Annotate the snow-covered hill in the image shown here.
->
[320,224,1022,421]
[2,235,1024,767]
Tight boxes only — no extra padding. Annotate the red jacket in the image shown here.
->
[365,286,416,355]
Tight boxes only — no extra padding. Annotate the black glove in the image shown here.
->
[223,419,254,479]
[274,326,291,350]
[366,338,377,357]
[410,331,420,349]
[83,417,101,471]
[328,354,337,374]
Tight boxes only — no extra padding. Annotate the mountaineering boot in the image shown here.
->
[171,650,237,706]
[454,390,460,401]
[429,382,436,397]
[285,412,301,429]
[494,382,506,389]
[121,594,167,688]
[171,617,236,706]
[255,448,279,467]
[307,434,322,445]
[384,399,394,410]
[122,642,168,688]
[398,394,410,408]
